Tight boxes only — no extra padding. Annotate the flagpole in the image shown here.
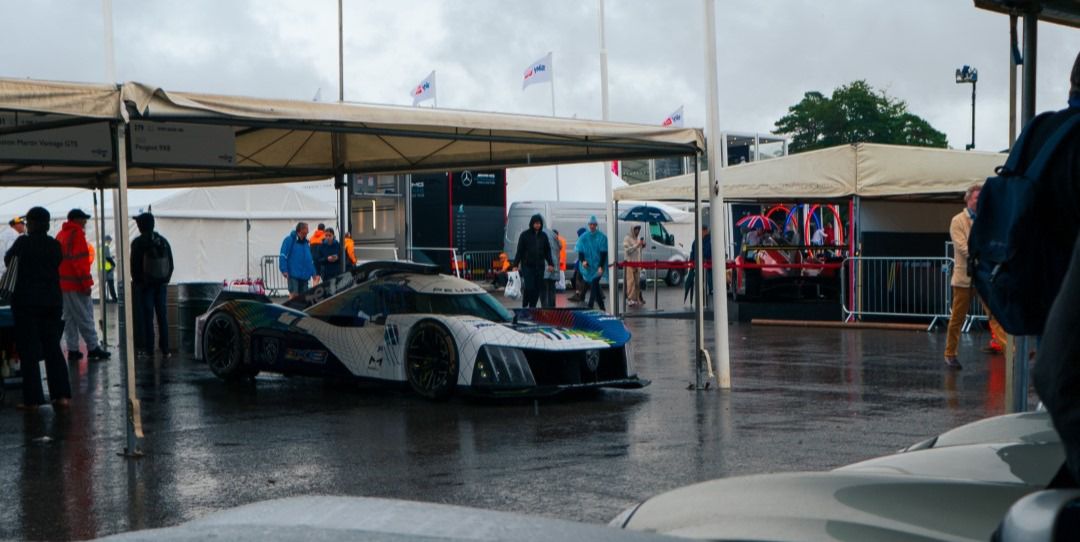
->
[599,0,615,314]
[549,52,560,201]
[704,0,731,389]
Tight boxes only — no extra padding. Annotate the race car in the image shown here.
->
[194,261,648,399]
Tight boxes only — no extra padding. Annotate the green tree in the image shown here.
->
[774,80,948,153]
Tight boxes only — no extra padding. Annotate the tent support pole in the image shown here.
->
[114,122,143,458]
[704,0,728,388]
[336,172,346,273]
[94,186,107,347]
[693,157,705,390]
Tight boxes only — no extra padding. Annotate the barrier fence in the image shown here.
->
[841,256,954,330]
[460,250,504,282]
[260,255,289,295]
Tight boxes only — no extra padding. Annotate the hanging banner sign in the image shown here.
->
[0,113,113,164]
[129,120,236,167]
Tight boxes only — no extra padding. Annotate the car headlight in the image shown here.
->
[473,346,536,388]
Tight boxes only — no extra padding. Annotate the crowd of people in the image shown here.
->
[0,206,188,408]
[278,222,358,300]
[499,214,608,311]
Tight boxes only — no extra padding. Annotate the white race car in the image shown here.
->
[194,261,648,399]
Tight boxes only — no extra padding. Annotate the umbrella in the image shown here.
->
[619,205,674,223]
[735,214,778,231]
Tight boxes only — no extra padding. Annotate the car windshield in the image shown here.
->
[388,292,513,322]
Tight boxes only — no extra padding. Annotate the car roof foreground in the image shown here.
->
[617,471,1034,542]
[94,495,681,542]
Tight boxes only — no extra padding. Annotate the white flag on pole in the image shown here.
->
[411,71,436,106]
[662,106,684,128]
[522,52,553,90]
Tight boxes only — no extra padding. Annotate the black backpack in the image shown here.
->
[969,110,1080,336]
[142,233,171,284]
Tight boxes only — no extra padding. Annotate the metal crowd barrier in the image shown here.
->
[841,256,953,330]
[460,250,504,282]
[260,255,289,296]
[943,241,989,332]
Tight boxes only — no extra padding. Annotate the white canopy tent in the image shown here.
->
[614,143,1006,202]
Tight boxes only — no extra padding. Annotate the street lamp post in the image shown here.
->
[956,65,978,150]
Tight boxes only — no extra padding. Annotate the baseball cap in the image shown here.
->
[9,216,24,226]
[67,208,91,220]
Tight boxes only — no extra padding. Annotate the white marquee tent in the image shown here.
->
[614,143,1007,201]
[144,185,335,283]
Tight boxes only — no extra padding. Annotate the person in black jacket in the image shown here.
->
[314,228,344,282]
[4,207,71,410]
[131,212,175,359]
[511,214,554,308]
[1031,51,1080,486]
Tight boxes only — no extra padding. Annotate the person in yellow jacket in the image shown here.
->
[343,232,357,267]
[944,185,1007,369]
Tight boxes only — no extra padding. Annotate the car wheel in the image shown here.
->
[665,268,684,287]
[203,312,245,381]
[405,320,458,400]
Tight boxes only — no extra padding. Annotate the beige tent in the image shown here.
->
[614,143,1006,201]
[0,78,704,189]
[0,76,705,454]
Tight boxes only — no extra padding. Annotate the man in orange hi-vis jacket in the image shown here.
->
[56,209,110,362]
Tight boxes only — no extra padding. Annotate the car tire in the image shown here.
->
[405,320,458,400]
[665,268,684,287]
[203,312,245,381]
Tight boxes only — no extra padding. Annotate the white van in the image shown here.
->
[504,201,689,286]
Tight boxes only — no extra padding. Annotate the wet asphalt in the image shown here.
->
[0,287,1030,540]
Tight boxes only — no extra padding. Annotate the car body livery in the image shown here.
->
[195,261,647,399]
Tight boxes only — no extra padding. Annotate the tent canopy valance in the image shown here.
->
[613,143,1007,202]
[0,78,705,190]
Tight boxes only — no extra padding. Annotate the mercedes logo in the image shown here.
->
[460,171,473,187]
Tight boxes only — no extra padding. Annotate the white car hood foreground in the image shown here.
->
[617,420,1065,542]
[618,470,1037,542]
[95,496,680,542]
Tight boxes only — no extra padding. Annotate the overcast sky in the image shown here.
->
[0,0,1077,210]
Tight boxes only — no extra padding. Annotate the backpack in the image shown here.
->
[969,110,1080,336]
[143,233,171,284]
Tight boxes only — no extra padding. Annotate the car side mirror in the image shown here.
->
[998,489,1080,541]
[666,234,674,245]
[372,313,387,325]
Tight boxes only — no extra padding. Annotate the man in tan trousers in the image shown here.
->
[945,184,1007,369]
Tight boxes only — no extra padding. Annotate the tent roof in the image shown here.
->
[150,185,335,220]
[0,78,704,190]
[614,143,1007,202]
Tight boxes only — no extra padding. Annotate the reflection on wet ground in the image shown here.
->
[0,295,1032,540]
